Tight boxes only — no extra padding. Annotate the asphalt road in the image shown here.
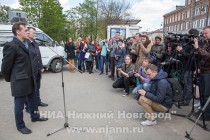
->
[0,65,209,140]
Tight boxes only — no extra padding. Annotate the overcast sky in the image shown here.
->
[0,0,185,31]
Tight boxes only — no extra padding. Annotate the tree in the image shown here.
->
[19,0,42,26]
[65,0,97,40]
[0,4,11,23]
[98,0,131,38]
[38,0,65,42]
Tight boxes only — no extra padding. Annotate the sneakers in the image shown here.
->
[141,120,157,126]
[194,101,200,107]
[122,92,130,97]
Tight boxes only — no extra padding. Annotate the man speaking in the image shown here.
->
[1,22,47,134]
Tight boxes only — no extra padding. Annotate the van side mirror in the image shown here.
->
[52,40,56,47]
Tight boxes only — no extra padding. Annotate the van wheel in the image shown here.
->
[51,59,62,73]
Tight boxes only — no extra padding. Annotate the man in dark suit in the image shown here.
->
[24,27,48,111]
[1,22,48,134]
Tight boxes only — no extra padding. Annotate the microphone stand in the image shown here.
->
[35,39,84,136]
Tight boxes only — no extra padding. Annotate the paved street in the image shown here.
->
[0,65,209,140]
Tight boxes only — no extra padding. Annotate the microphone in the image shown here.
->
[35,38,48,43]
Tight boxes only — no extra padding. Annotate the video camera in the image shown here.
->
[165,32,204,47]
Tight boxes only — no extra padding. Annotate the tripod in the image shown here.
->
[170,47,208,130]
[185,96,210,139]
[35,39,84,136]
[47,55,83,136]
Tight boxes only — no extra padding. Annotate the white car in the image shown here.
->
[0,25,67,73]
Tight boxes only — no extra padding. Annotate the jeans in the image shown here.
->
[100,55,108,74]
[200,72,210,116]
[132,83,151,94]
[96,54,101,70]
[112,77,135,93]
[138,96,168,121]
[80,60,85,72]
[25,74,42,111]
[183,71,193,103]
[75,52,79,69]
[15,92,39,129]
[110,57,115,77]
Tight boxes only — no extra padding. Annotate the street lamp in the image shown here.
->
[64,26,68,45]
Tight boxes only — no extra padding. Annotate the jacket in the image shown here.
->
[1,37,35,97]
[197,42,210,72]
[134,43,152,71]
[151,43,164,64]
[145,69,173,109]
[65,43,76,59]
[114,46,126,66]
[27,40,43,77]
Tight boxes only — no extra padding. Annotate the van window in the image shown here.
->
[0,36,13,47]
[36,33,53,46]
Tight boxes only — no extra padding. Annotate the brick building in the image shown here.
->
[163,0,210,34]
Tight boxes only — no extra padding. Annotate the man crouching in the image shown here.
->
[137,64,173,126]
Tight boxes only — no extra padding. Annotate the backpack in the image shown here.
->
[166,78,183,102]
[156,78,183,102]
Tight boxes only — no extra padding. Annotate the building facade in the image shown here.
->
[164,0,210,34]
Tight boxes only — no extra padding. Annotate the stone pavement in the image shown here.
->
[0,66,209,140]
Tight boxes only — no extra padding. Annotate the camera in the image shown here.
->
[165,33,204,47]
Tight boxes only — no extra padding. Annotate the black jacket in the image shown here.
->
[27,40,43,77]
[145,69,173,109]
[65,43,76,59]
[1,37,35,97]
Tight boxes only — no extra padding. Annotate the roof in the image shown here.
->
[106,19,141,25]
[163,5,185,17]
[0,24,43,33]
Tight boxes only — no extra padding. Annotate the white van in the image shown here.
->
[0,25,67,73]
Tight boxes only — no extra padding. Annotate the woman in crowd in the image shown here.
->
[95,40,102,72]
[65,37,76,73]
[75,37,82,69]
[112,54,135,96]
[86,40,96,74]
[134,35,152,71]
[79,40,87,72]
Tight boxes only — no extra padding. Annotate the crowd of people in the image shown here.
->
[1,22,210,134]
[65,28,210,126]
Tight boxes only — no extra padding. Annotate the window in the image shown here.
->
[182,12,185,20]
[186,22,189,30]
[193,20,200,28]
[200,19,205,27]
[178,13,180,21]
[188,0,191,5]
[195,8,200,16]
[187,10,190,18]
[36,33,53,46]
[196,20,199,28]
[181,23,183,30]
[177,24,179,31]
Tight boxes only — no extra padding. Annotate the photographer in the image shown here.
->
[138,64,173,126]
[150,36,165,66]
[114,39,126,78]
[194,26,210,120]
[112,55,135,96]
[176,29,199,106]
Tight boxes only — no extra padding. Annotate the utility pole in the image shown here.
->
[192,0,196,28]
[205,0,210,26]
[95,0,99,39]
